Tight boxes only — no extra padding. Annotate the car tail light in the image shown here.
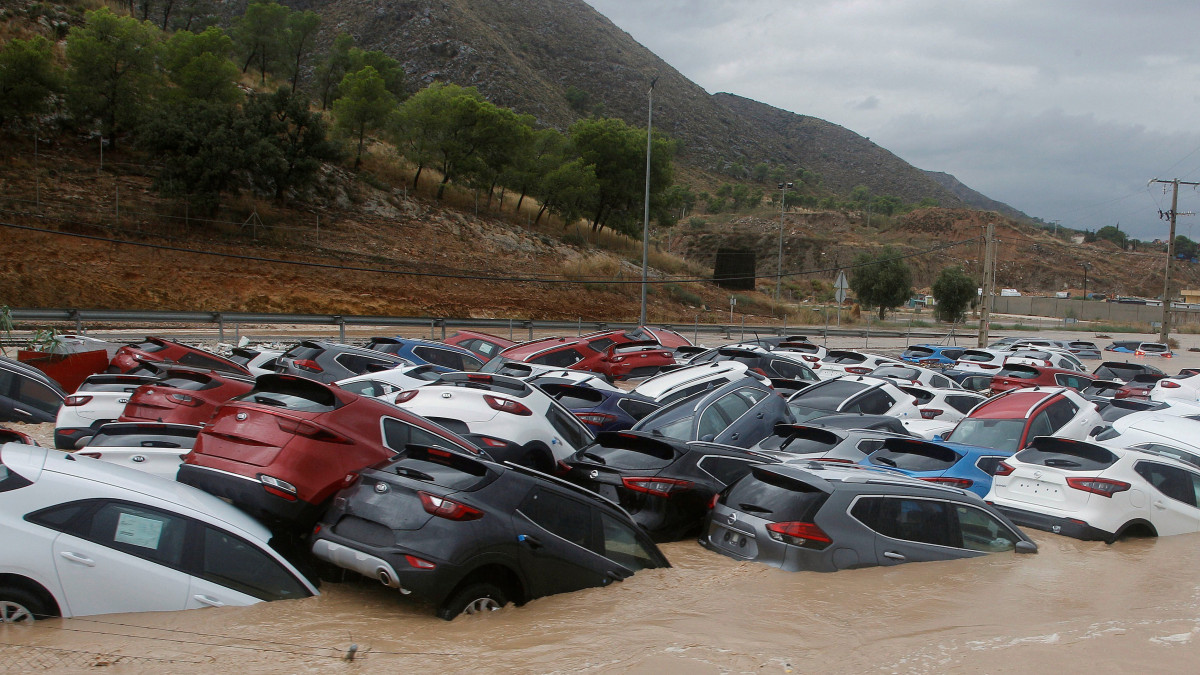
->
[574,412,618,427]
[920,476,974,488]
[993,461,1015,476]
[293,358,323,373]
[64,395,93,406]
[1066,477,1130,497]
[169,393,203,407]
[766,521,832,549]
[393,389,419,404]
[77,451,102,458]
[467,374,493,383]
[556,460,573,475]
[418,491,484,520]
[341,471,359,488]
[1135,350,1145,356]
[1164,353,1173,358]
[920,408,944,419]
[621,476,693,497]
[802,355,819,363]
[259,474,298,501]
[845,367,871,374]
[275,417,351,444]
[708,493,719,509]
[475,436,509,447]
[484,395,532,416]
[1162,381,1181,389]
[404,554,437,570]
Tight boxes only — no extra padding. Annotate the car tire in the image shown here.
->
[0,586,50,623]
[436,582,509,621]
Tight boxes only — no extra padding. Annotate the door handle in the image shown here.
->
[1153,500,1166,510]
[882,551,906,561]
[605,570,624,581]
[729,433,740,441]
[13,408,31,418]
[193,595,225,608]
[756,412,765,419]
[60,552,96,567]
[517,534,543,549]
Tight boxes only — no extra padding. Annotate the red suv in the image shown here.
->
[492,331,676,380]
[118,368,254,426]
[990,364,1094,394]
[109,337,251,376]
[442,330,516,360]
[177,374,479,527]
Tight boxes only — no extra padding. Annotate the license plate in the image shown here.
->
[1011,478,1064,501]
[712,524,756,555]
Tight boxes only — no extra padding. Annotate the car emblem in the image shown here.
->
[374,482,389,494]
[236,412,248,421]
[441,392,452,399]
[131,455,146,463]
[1034,470,1043,479]
[727,512,737,525]
[589,470,599,479]
[118,398,128,404]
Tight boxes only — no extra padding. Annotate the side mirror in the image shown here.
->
[74,436,94,450]
[932,434,944,442]
[1089,426,1104,438]
[1015,540,1038,554]
[700,434,716,443]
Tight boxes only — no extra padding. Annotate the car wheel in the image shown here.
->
[437,582,509,621]
[0,587,49,623]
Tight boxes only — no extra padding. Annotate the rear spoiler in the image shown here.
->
[770,423,841,446]
[592,430,680,460]
[674,345,709,358]
[769,378,813,395]
[605,340,664,357]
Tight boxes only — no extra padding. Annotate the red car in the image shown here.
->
[442,330,516,361]
[989,364,1094,394]
[177,374,479,527]
[118,368,255,426]
[494,331,676,380]
[943,387,1103,453]
[109,337,251,376]
[629,326,694,349]
[1112,373,1168,400]
[0,426,37,445]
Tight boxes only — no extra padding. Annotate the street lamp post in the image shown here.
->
[639,76,657,327]
[774,182,793,304]
[1080,262,1090,299]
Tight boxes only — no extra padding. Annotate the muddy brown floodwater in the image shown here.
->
[5,329,1200,672]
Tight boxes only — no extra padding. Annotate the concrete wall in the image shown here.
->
[991,297,1200,326]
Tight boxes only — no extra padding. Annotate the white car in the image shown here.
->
[1094,413,1200,465]
[899,385,986,424]
[953,348,1009,375]
[987,436,1200,542]
[1150,371,1200,402]
[632,361,756,405]
[1005,349,1087,373]
[815,350,900,379]
[771,341,827,369]
[0,443,316,622]
[523,368,625,393]
[391,372,594,466]
[73,422,199,481]
[228,346,285,377]
[868,363,962,390]
[335,364,445,398]
[786,376,923,423]
[54,373,157,450]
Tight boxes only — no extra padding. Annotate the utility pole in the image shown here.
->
[977,222,996,347]
[1150,178,1200,343]
[775,181,792,304]
[639,76,658,327]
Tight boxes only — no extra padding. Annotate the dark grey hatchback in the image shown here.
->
[312,445,669,619]
[702,462,1036,572]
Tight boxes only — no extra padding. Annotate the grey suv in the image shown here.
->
[275,340,413,383]
[702,462,1036,572]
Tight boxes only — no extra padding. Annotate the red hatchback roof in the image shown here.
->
[969,389,1061,419]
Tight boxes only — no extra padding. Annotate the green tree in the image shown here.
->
[505,127,569,213]
[348,49,405,100]
[232,0,289,85]
[65,8,163,145]
[568,116,674,235]
[138,99,249,212]
[280,9,321,93]
[162,26,240,104]
[537,157,598,227]
[332,65,396,169]
[1175,235,1199,259]
[1095,224,1127,249]
[849,247,913,320]
[313,33,354,110]
[931,266,977,323]
[0,36,63,128]
[243,87,339,200]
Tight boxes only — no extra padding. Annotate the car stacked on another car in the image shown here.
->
[702,462,1036,572]
[73,422,200,481]
[942,387,1103,453]
[630,377,792,449]
[786,376,923,424]
[311,444,670,620]
[1093,360,1165,383]
[275,340,414,384]
[442,330,516,361]
[118,368,255,426]
[108,337,251,377]
[988,364,1095,394]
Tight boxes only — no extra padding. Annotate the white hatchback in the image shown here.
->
[0,443,316,622]
[72,422,199,481]
[54,374,157,450]
[988,436,1200,542]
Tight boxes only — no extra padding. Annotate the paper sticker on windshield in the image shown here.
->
[114,512,164,550]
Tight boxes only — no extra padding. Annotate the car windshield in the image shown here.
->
[945,418,1027,452]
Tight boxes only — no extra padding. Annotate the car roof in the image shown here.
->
[633,361,749,397]
[753,460,973,496]
[970,388,1067,418]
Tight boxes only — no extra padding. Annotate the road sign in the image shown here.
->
[834,270,848,304]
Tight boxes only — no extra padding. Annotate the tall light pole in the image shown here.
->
[774,181,793,304]
[639,76,658,327]
[1080,262,1090,299]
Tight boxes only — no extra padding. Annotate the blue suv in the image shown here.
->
[366,337,484,372]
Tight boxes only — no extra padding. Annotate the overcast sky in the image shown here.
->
[584,0,1200,241]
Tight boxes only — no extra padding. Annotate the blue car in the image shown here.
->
[900,344,966,366]
[533,381,661,432]
[859,437,1012,498]
[365,337,484,372]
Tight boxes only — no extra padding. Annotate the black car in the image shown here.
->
[311,445,669,619]
[0,356,66,424]
[752,423,913,463]
[1093,361,1164,383]
[275,340,413,383]
[631,376,792,448]
[804,413,913,435]
[561,430,776,540]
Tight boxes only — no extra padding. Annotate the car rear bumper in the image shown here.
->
[55,422,111,450]
[990,503,1113,541]
[177,463,323,526]
[311,534,460,604]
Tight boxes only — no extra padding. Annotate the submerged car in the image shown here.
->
[118,368,254,426]
[311,444,669,619]
[630,377,792,448]
[0,442,316,622]
[109,337,250,376]
[860,437,1012,498]
[55,374,157,449]
[900,344,966,366]
[702,462,1036,572]
[943,387,1103,452]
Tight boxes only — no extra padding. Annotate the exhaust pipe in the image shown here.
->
[377,568,394,587]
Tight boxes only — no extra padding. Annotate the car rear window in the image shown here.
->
[78,377,153,393]
[1140,343,1169,353]
[131,340,168,353]
[617,398,660,421]
[228,348,260,366]
[945,418,1027,452]
[825,351,865,365]
[1070,342,1098,350]
[577,433,678,470]
[996,365,1039,379]
[156,373,220,391]
[0,451,34,493]
[959,350,997,363]
[720,466,829,522]
[776,426,843,455]
[1094,364,1146,381]
[904,347,935,358]
[539,384,605,409]
[384,449,494,491]
[283,345,324,361]
[790,380,869,412]
[1014,439,1119,471]
[873,365,921,380]
[867,440,960,471]
[237,375,341,412]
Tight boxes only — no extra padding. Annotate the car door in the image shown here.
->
[512,487,619,598]
[709,387,777,447]
[1133,461,1200,536]
[49,501,192,616]
[851,496,977,565]
[185,524,312,609]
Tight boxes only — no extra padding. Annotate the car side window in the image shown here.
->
[1043,399,1079,431]
[1135,462,1199,507]
[856,439,886,456]
[696,455,759,485]
[712,388,762,422]
[587,338,616,353]
[382,418,455,452]
[599,512,659,571]
[1026,411,1053,441]
[954,505,1017,552]
[198,526,310,601]
[931,375,951,389]
[414,346,462,370]
[14,376,62,415]
[544,403,593,449]
[946,395,981,414]
[86,502,189,569]
[338,380,393,397]
[852,497,961,548]
[532,349,584,368]
[845,390,894,415]
[696,405,729,441]
[771,359,806,380]
[518,488,596,551]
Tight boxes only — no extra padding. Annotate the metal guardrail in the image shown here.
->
[4,308,960,345]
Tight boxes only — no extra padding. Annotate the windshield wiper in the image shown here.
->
[393,466,435,481]
[874,456,897,467]
[737,503,772,514]
[581,452,607,465]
